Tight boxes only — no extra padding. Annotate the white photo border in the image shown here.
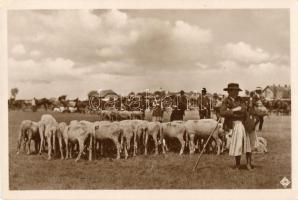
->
[1,0,298,199]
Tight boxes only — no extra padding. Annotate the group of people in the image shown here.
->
[151,88,213,122]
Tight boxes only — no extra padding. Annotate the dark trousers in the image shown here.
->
[254,115,264,131]
[171,109,184,121]
[200,109,210,119]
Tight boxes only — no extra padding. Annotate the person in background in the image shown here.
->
[252,87,266,132]
[220,83,253,170]
[152,97,164,122]
[140,95,146,119]
[32,97,37,112]
[170,105,181,121]
[198,88,211,119]
[213,93,222,121]
[177,90,188,120]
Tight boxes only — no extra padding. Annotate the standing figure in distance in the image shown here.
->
[140,95,146,119]
[198,88,211,119]
[176,90,188,121]
[212,93,222,121]
[252,87,266,133]
[32,97,37,112]
[152,96,164,123]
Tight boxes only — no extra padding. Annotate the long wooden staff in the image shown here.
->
[192,118,221,172]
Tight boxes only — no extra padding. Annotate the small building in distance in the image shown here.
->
[263,84,291,100]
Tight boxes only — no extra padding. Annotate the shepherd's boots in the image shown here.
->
[246,152,253,170]
[235,156,241,170]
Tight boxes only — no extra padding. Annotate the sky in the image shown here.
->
[8,9,290,99]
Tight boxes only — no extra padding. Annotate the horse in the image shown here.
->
[35,98,51,111]
[274,100,290,115]
[75,99,89,113]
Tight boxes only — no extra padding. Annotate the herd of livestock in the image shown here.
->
[13,91,285,161]
[17,112,269,162]
[17,114,228,161]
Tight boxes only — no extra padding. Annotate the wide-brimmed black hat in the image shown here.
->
[180,90,185,95]
[223,83,242,91]
[202,88,207,92]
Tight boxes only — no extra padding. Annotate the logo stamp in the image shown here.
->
[280,177,291,188]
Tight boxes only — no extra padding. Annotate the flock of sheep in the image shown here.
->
[16,114,231,162]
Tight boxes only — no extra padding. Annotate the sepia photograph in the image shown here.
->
[1,0,297,199]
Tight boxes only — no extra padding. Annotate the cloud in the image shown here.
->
[96,46,123,58]
[11,43,26,55]
[249,62,289,75]
[218,60,239,70]
[103,9,128,28]
[8,10,213,74]
[86,61,143,76]
[222,42,271,64]
[30,50,41,57]
[78,10,102,30]
[195,62,209,69]
[173,20,212,45]
[9,57,90,84]
[216,60,290,91]
[7,10,290,98]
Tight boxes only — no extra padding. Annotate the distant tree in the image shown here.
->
[128,91,135,96]
[10,88,19,99]
[88,90,99,99]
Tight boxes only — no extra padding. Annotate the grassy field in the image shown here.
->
[9,111,291,189]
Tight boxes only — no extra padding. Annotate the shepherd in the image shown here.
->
[220,83,253,170]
